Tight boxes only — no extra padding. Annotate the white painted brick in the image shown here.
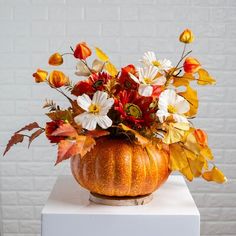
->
[65,6,84,21]
[193,193,236,208]
[0,101,15,115]
[14,6,48,20]
[1,177,34,191]
[102,22,121,36]
[120,6,138,21]
[31,21,66,36]
[0,22,30,36]
[48,6,66,20]
[0,6,13,19]
[121,22,156,37]
[19,220,40,234]
[0,70,14,84]
[67,22,101,36]
[0,163,17,176]
[201,222,236,235]
[2,220,19,233]
[199,207,236,221]
[14,38,49,53]
[85,6,119,21]
[0,38,13,53]
[18,192,49,205]
[32,0,65,4]
[0,192,18,205]
[0,53,31,69]
[2,206,34,219]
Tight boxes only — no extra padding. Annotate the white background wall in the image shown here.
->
[0,0,236,235]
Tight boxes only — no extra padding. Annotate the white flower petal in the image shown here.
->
[92,91,108,106]
[138,84,153,97]
[175,96,190,114]
[97,115,113,129]
[77,94,92,111]
[99,98,114,115]
[152,76,166,85]
[129,72,140,84]
[74,113,97,130]
[158,89,176,111]
[156,110,170,123]
[158,59,172,72]
[173,114,189,123]
[140,51,156,65]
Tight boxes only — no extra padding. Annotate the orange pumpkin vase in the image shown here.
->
[71,137,170,197]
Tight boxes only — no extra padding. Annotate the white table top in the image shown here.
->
[42,175,199,216]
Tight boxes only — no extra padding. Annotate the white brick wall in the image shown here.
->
[0,0,235,235]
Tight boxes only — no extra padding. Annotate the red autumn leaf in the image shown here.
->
[55,135,96,165]
[51,123,78,138]
[3,133,24,156]
[56,140,79,165]
[86,130,110,138]
[16,122,40,133]
[28,129,44,148]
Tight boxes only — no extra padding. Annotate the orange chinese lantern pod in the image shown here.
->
[202,166,227,184]
[73,42,92,60]
[179,29,194,44]
[183,57,201,74]
[48,52,63,66]
[49,70,69,88]
[33,69,48,83]
[194,129,208,146]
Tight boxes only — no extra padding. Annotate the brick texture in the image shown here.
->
[0,0,236,235]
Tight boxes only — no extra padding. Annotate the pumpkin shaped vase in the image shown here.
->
[71,138,170,198]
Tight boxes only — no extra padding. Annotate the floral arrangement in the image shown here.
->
[4,29,226,184]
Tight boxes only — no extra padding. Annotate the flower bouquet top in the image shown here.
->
[4,29,226,184]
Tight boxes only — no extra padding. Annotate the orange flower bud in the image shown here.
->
[49,70,69,88]
[183,57,201,74]
[194,129,208,146]
[73,42,92,60]
[48,52,63,66]
[179,29,194,44]
[33,69,48,83]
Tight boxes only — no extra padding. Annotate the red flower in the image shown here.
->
[71,72,111,96]
[114,90,155,128]
[118,64,138,90]
[45,120,65,143]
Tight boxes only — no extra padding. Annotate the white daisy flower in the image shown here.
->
[74,91,114,130]
[156,89,190,123]
[129,65,166,97]
[140,51,172,74]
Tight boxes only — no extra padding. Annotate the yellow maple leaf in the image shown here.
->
[163,122,189,144]
[172,73,195,87]
[179,85,198,117]
[197,68,216,85]
[169,143,188,171]
[95,47,109,62]
[105,61,118,77]
[202,166,227,183]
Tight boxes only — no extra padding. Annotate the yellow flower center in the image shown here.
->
[152,61,161,67]
[89,103,100,114]
[143,77,153,84]
[167,104,177,114]
[125,103,142,118]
